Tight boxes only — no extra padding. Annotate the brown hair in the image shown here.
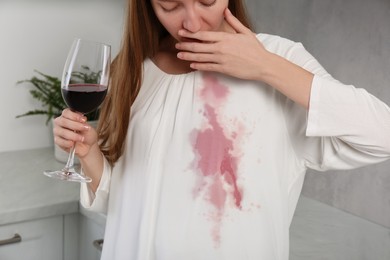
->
[98,0,253,166]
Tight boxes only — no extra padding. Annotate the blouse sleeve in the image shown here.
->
[79,155,111,214]
[280,40,390,171]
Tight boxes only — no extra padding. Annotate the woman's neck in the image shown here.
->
[152,36,194,75]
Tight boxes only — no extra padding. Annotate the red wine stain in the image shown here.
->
[191,74,244,246]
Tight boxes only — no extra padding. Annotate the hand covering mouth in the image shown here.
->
[180,37,203,43]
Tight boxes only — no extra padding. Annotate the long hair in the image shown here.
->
[98,0,253,166]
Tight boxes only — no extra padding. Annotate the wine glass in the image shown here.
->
[44,38,111,183]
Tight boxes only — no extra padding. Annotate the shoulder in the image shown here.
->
[143,58,157,75]
[255,33,306,58]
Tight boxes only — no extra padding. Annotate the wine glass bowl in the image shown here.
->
[44,39,111,183]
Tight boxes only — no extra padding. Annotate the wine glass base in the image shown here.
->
[43,169,92,183]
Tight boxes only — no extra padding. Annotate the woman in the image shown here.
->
[54,0,390,259]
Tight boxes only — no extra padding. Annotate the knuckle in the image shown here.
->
[53,116,61,125]
[197,31,205,39]
[54,137,71,150]
[56,127,67,139]
[61,108,69,116]
[216,43,225,53]
[189,43,196,52]
[63,140,74,149]
[52,127,59,136]
[206,63,215,71]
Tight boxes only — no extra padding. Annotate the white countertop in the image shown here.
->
[0,147,81,225]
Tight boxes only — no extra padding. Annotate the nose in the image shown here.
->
[182,8,201,32]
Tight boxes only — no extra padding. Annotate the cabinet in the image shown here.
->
[0,213,106,260]
[0,148,106,260]
[0,216,63,260]
[78,213,105,260]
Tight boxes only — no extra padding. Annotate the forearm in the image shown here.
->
[79,143,104,193]
[259,52,314,109]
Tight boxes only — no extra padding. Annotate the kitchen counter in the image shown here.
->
[0,147,81,225]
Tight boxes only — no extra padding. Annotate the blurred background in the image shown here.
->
[0,0,125,152]
[246,0,390,230]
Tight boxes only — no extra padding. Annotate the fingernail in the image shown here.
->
[80,117,86,123]
[83,124,91,130]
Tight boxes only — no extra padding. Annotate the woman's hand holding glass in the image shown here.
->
[53,109,98,160]
[44,39,110,183]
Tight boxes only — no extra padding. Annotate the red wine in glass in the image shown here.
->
[62,83,108,114]
[44,39,110,183]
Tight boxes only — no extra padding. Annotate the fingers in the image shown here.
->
[61,108,86,123]
[189,62,224,73]
[58,109,90,131]
[178,52,219,65]
[175,8,256,77]
[53,109,91,149]
[176,9,252,51]
[53,135,74,151]
[175,41,216,54]
[177,9,251,42]
[178,29,225,43]
[175,33,221,64]
[223,8,251,34]
[175,42,219,64]
[53,122,85,143]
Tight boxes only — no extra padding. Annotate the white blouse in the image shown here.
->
[80,34,390,260]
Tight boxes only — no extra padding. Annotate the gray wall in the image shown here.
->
[245,0,390,228]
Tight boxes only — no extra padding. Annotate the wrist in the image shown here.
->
[79,142,100,165]
[79,143,104,193]
[257,52,282,84]
[257,52,313,108]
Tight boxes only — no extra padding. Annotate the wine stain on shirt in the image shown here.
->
[190,73,244,247]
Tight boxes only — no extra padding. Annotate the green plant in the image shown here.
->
[16,70,100,124]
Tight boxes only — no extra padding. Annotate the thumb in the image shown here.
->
[224,8,251,34]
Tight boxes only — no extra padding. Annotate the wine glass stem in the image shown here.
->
[64,146,76,173]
